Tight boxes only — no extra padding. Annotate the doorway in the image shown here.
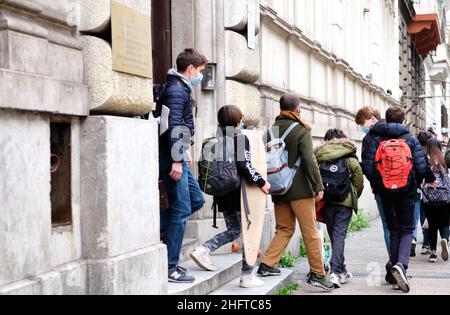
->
[152,0,173,85]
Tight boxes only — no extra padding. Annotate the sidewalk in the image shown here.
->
[292,220,450,295]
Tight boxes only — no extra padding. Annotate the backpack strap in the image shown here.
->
[346,157,356,210]
[268,127,275,142]
[268,122,300,142]
[281,122,300,141]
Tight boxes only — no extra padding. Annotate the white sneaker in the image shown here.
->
[330,273,342,288]
[190,246,217,271]
[240,272,265,288]
[339,271,353,284]
[441,239,449,262]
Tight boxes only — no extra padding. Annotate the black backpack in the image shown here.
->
[198,136,240,197]
[319,158,351,202]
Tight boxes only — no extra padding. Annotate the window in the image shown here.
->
[50,122,72,228]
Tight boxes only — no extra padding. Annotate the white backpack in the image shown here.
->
[266,123,301,195]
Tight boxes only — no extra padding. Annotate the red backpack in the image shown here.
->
[375,138,413,192]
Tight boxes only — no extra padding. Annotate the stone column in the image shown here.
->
[79,0,167,294]
[0,0,88,294]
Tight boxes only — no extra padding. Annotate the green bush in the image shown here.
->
[278,251,297,268]
[275,283,299,296]
[348,209,370,233]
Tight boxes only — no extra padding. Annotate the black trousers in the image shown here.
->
[323,204,353,274]
[380,191,416,270]
[423,203,450,251]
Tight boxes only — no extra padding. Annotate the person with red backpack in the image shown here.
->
[365,106,434,293]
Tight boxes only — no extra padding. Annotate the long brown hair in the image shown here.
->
[426,139,447,173]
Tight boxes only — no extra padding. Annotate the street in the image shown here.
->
[293,220,450,295]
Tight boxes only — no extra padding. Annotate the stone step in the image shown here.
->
[168,254,242,295]
[179,237,198,263]
[209,268,295,296]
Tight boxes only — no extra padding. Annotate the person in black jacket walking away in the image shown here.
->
[356,107,393,284]
[365,106,435,293]
[417,131,435,256]
[421,139,450,263]
[159,49,208,284]
[190,105,271,288]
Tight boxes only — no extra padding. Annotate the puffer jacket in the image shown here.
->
[361,119,385,194]
[159,69,195,162]
[315,139,364,212]
[362,122,428,191]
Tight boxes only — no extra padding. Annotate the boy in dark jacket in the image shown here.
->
[190,106,271,288]
[366,106,433,293]
[356,106,393,283]
[159,49,208,284]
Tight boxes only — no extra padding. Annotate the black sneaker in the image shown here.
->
[385,272,396,285]
[257,263,281,277]
[385,261,396,285]
[307,273,334,291]
[429,254,438,263]
[391,263,410,293]
[410,242,416,257]
[168,266,195,283]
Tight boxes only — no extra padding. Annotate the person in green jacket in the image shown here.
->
[257,93,334,291]
[315,128,364,288]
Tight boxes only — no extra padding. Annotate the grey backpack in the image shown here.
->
[421,171,450,206]
[266,123,301,195]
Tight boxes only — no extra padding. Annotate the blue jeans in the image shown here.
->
[159,151,205,271]
[375,195,391,257]
[420,205,430,247]
[412,196,421,242]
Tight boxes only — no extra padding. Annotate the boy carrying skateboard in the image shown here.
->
[191,105,271,288]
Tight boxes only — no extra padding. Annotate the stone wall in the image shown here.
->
[0,0,166,295]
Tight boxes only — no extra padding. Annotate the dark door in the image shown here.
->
[152,0,172,84]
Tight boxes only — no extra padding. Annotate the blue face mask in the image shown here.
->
[240,122,245,130]
[361,126,370,135]
[190,73,204,86]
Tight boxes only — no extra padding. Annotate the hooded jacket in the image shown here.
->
[159,69,196,162]
[315,139,364,212]
[362,122,428,192]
